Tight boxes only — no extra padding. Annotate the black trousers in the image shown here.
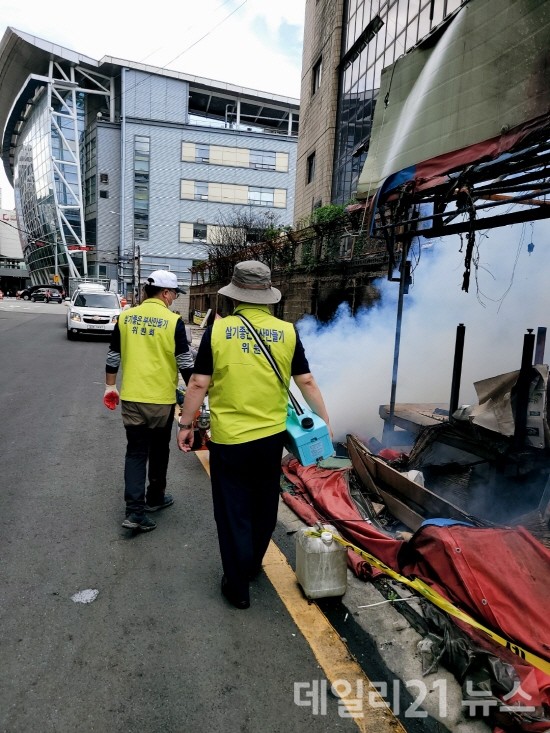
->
[209,431,286,603]
[123,406,175,516]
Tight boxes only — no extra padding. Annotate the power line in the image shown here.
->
[163,1,248,68]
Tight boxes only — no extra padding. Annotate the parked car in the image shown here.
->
[66,288,122,339]
[30,288,63,303]
[19,284,65,300]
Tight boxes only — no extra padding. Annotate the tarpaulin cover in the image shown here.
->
[281,454,550,674]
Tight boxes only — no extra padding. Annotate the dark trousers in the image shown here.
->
[123,406,175,516]
[209,431,286,602]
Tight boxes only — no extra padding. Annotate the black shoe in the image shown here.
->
[144,494,174,512]
[122,514,156,531]
[221,576,250,610]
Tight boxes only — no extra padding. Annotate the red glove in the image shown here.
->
[103,385,120,410]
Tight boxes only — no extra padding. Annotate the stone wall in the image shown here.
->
[189,259,387,325]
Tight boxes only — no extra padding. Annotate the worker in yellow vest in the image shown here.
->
[104,270,194,532]
[177,261,331,608]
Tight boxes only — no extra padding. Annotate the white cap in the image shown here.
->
[321,531,333,545]
[146,270,185,293]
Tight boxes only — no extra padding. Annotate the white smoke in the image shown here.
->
[295,218,549,443]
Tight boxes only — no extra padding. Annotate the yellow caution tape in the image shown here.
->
[306,529,550,676]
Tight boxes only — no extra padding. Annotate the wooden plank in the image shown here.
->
[347,438,380,495]
[347,435,378,494]
[375,486,424,531]
[379,403,448,434]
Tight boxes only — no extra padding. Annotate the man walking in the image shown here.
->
[104,270,194,532]
[177,261,331,608]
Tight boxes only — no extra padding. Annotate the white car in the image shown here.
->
[66,288,122,340]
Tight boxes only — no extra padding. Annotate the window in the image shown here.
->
[196,144,210,163]
[249,150,276,170]
[99,173,109,184]
[193,222,207,240]
[194,181,209,200]
[306,152,316,184]
[248,187,274,207]
[312,56,322,95]
[134,135,150,240]
[85,175,96,206]
[99,190,109,199]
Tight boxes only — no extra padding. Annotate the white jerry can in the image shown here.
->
[295,525,348,599]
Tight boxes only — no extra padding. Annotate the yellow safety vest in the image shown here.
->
[118,298,180,404]
[209,304,297,444]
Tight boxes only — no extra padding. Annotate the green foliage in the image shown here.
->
[310,203,346,226]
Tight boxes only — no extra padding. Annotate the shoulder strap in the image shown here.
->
[237,314,303,415]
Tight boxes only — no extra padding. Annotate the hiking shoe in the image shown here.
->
[122,514,157,531]
[144,494,174,512]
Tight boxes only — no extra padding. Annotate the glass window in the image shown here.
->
[249,150,276,170]
[194,181,209,200]
[248,187,274,207]
[196,144,209,163]
[133,136,150,240]
[445,0,462,11]
[306,152,316,184]
[418,5,431,39]
[135,136,150,153]
[193,222,207,240]
[312,56,323,95]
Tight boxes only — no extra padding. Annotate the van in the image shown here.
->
[66,287,121,340]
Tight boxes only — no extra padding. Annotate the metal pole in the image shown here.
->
[119,67,127,295]
[54,229,58,278]
[513,329,536,449]
[137,245,141,304]
[383,244,410,443]
[449,324,466,419]
[535,326,547,365]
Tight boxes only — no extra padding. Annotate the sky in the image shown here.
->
[0,0,306,208]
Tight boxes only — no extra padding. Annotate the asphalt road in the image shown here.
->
[0,301,362,733]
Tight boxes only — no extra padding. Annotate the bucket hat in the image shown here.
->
[146,270,185,293]
[218,261,281,304]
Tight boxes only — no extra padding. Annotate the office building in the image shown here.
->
[0,27,299,294]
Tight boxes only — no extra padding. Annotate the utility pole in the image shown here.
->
[132,244,141,305]
[52,220,59,283]
[137,244,141,303]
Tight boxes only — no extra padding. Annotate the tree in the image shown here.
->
[206,208,287,283]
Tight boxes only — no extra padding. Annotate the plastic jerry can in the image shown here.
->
[295,525,348,599]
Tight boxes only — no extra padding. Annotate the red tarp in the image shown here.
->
[281,455,550,726]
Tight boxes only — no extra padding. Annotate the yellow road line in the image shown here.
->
[195,450,211,473]
[193,452,406,732]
